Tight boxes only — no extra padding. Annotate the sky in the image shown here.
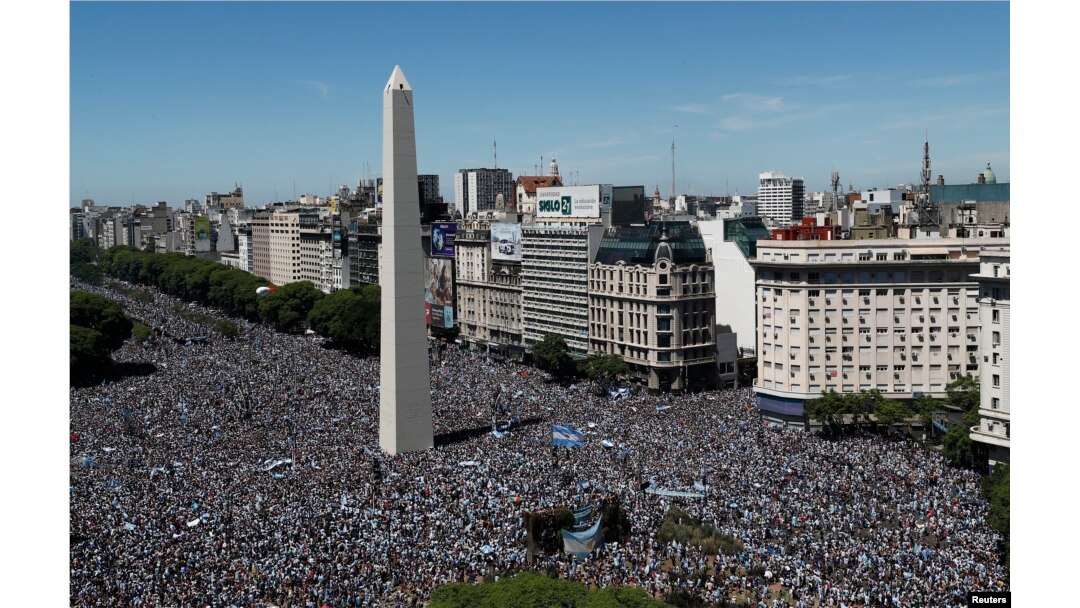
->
[70,2,1009,208]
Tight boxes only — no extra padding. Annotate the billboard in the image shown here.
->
[490,222,523,262]
[430,223,457,258]
[536,185,612,219]
[424,257,455,329]
[194,216,211,242]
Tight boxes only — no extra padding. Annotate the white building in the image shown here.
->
[751,237,1008,428]
[970,248,1010,468]
[758,171,805,227]
[697,217,773,355]
[522,224,605,355]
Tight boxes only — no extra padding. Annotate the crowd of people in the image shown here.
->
[70,280,1008,607]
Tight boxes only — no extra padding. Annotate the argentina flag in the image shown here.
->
[561,516,604,558]
[572,504,595,531]
[551,425,585,448]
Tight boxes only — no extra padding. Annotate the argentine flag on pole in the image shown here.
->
[552,425,585,448]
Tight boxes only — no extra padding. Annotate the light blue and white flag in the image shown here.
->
[562,516,604,558]
[552,425,585,448]
[572,504,594,523]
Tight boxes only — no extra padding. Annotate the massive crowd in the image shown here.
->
[70,280,1008,607]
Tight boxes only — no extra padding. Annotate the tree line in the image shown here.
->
[73,241,383,354]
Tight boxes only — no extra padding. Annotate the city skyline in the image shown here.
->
[71,2,1009,207]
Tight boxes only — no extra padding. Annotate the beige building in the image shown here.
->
[970,248,1010,467]
[249,208,302,286]
[588,223,717,392]
[455,219,525,355]
[751,237,1008,427]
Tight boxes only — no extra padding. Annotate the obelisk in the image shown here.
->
[379,65,434,454]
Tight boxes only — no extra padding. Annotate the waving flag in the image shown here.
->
[552,425,585,448]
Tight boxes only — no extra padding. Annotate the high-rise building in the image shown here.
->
[758,171,805,226]
[751,237,1008,428]
[347,222,381,287]
[970,248,1010,468]
[588,222,718,392]
[455,168,514,216]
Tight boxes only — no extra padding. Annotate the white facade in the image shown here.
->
[758,171,804,227]
[751,238,1008,425]
[267,210,302,286]
[970,248,1010,466]
[697,220,758,355]
[521,225,598,355]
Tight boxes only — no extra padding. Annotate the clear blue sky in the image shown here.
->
[70,2,1009,207]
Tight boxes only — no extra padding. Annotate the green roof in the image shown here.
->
[594,221,707,265]
[930,183,1009,203]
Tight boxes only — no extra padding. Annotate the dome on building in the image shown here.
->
[982,162,997,184]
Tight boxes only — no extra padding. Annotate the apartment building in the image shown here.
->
[521,224,605,355]
[455,220,525,355]
[588,223,717,392]
[758,171,805,227]
[970,248,1010,468]
[751,237,1008,427]
[455,168,514,216]
[347,222,381,287]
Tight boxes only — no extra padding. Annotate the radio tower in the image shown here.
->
[670,140,676,203]
[829,171,840,212]
[908,137,942,229]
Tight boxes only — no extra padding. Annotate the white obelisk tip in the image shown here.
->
[386,65,412,92]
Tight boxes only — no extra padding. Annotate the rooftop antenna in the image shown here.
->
[907,135,942,230]
[493,140,497,170]
[671,140,676,201]
[829,170,840,212]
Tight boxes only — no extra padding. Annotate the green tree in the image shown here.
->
[736,357,757,388]
[872,398,910,428]
[983,464,1010,566]
[258,280,325,332]
[532,334,574,380]
[429,572,673,608]
[70,238,99,268]
[806,390,850,431]
[946,374,980,414]
[581,354,629,391]
[599,496,631,543]
[940,375,982,467]
[71,262,103,285]
[912,395,942,430]
[70,291,132,353]
[70,324,109,383]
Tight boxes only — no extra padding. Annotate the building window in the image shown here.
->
[992,309,1000,323]
[992,374,1000,387]
[992,397,1000,410]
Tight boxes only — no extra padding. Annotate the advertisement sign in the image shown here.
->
[535,185,611,219]
[490,223,523,262]
[431,223,457,258]
[194,216,211,241]
[424,257,455,329]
